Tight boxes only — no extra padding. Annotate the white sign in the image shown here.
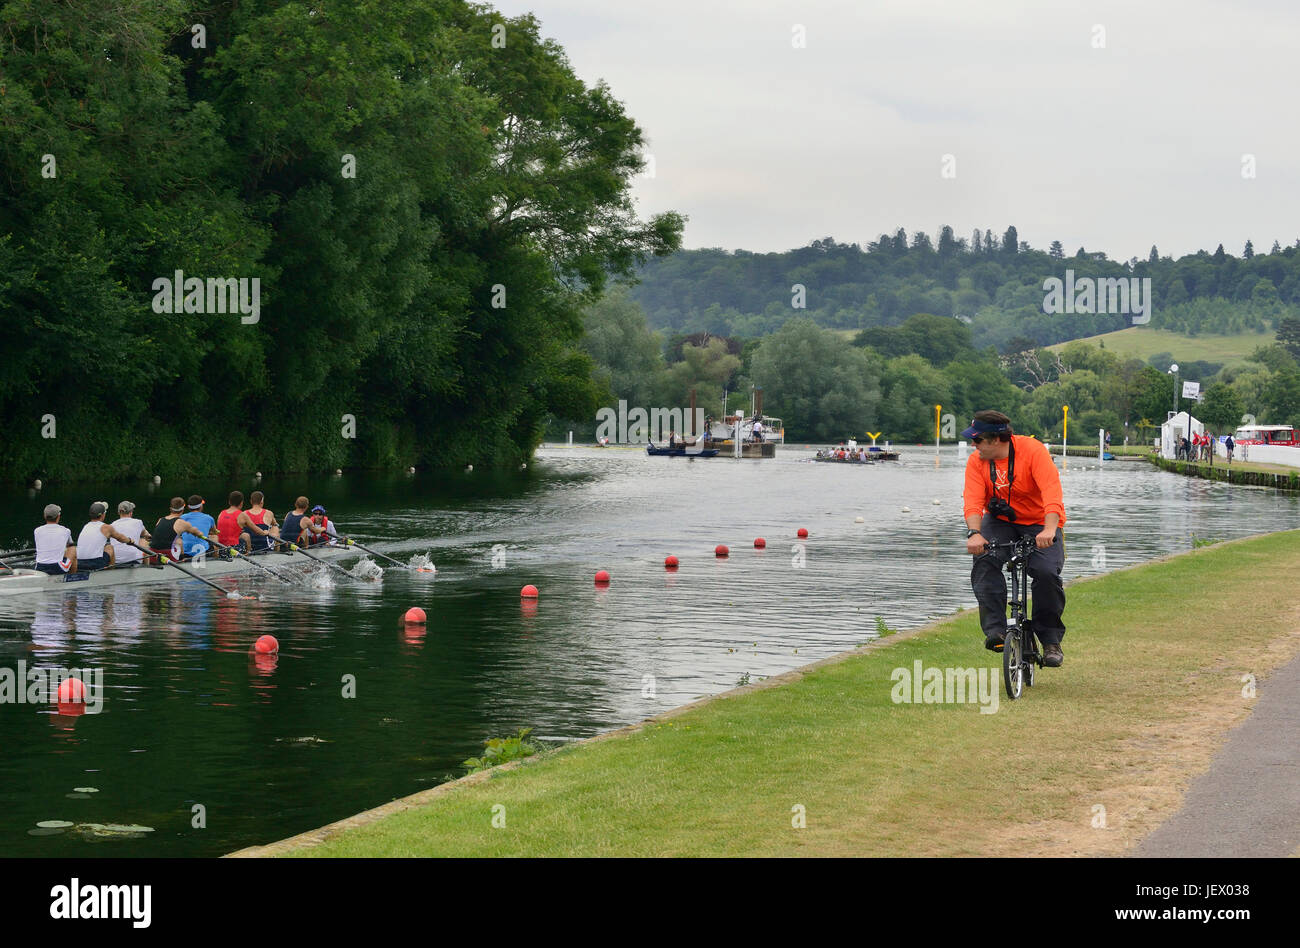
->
[1182,380,1201,398]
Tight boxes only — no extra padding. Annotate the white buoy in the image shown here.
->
[407,466,415,474]
[902,506,912,513]
[255,471,262,478]
[335,468,342,475]
[152,475,161,484]
[854,516,864,523]
[932,498,942,505]
[519,463,527,471]
[465,464,474,473]
[33,479,42,490]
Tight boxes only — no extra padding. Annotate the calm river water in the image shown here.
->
[0,446,1296,856]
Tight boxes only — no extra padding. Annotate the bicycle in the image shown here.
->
[980,535,1043,699]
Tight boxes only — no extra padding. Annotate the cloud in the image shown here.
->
[489,0,1300,259]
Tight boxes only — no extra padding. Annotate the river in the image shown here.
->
[0,446,1295,855]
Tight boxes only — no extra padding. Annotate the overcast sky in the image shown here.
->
[488,0,1299,261]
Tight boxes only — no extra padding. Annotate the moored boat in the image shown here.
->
[645,442,719,458]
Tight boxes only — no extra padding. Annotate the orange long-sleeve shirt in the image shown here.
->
[962,435,1066,527]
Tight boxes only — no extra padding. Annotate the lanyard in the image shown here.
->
[988,440,1014,504]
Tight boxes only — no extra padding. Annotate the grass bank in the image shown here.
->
[1047,326,1273,368]
[234,532,1300,858]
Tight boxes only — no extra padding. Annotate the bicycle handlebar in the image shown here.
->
[978,535,1057,558]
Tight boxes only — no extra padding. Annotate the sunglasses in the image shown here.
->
[970,436,988,445]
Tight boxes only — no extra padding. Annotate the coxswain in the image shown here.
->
[309,505,338,545]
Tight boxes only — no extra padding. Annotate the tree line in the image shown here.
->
[563,292,1300,445]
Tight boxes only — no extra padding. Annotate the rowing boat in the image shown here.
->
[0,544,359,598]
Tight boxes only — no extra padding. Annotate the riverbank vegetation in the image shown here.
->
[0,0,682,484]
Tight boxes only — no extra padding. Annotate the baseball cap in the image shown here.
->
[89,501,108,517]
[43,503,62,519]
[960,419,1011,440]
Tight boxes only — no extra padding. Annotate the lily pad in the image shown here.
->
[73,822,153,839]
[72,787,98,793]
[36,820,74,828]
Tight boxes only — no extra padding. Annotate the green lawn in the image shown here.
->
[235,531,1300,858]
[1048,326,1274,368]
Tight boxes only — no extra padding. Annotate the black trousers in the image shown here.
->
[970,515,1066,645]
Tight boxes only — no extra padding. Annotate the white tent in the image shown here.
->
[1160,411,1204,460]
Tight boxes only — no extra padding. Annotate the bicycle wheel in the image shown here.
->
[1002,626,1023,699]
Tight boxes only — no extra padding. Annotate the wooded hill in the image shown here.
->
[628,232,1297,352]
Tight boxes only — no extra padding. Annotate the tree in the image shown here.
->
[1243,240,1255,259]
[1002,226,1019,255]
[1277,317,1300,361]
[1200,383,1244,435]
[937,225,958,258]
[1149,245,1159,265]
[750,319,881,441]
[971,229,983,254]
[1048,240,1064,259]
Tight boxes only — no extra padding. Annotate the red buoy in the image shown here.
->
[403,606,427,624]
[254,634,279,654]
[57,677,85,704]
[715,545,729,557]
[664,555,679,569]
[594,570,610,585]
[797,528,808,538]
[521,584,539,599]
[754,537,766,549]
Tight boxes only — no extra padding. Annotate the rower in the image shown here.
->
[76,501,136,571]
[178,495,217,559]
[281,496,329,546]
[33,504,78,575]
[108,501,151,566]
[150,497,208,559]
[217,491,246,552]
[239,490,278,553]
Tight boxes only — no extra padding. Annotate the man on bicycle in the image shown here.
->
[962,410,1067,667]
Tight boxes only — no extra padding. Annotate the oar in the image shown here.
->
[272,537,360,580]
[130,542,256,600]
[337,536,434,572]
[0,547,36,558]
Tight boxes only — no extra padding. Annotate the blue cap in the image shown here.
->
[960,419,1010,440]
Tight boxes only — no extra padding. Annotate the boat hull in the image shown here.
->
[0,544,358,598]
[645,445,719,457]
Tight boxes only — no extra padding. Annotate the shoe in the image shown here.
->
[1043,643,1063,667]
[984,630,1006,652]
